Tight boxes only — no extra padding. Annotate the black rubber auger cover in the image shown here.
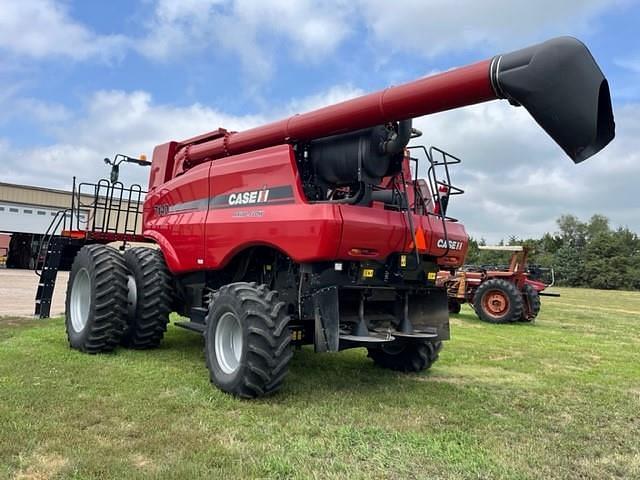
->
[492,36,615,163]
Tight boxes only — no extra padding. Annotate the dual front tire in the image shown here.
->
[66,249,293,398]
[65,245,172,353]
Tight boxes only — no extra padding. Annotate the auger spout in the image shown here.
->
[167,36,613,178]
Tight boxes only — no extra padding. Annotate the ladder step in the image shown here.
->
[339,332,395,344]
[175,321,205,334]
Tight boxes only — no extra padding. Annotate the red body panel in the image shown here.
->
[143,145,469,274]
[144,161,210,272]
[525,278,547,292]
[204,146,343,267]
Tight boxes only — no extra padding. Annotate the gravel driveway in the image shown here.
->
[0,269,68,317]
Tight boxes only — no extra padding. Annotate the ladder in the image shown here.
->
[34,235,68,318]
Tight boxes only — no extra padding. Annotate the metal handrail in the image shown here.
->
[35,208,71,277]
[407,144,465,259]
[35,179,146,277]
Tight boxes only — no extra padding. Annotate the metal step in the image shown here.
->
[175,321,206,334]
[339,332,395,344]
[373,328,439,340]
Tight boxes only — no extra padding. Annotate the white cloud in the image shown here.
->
[358,0,624,58]
[0,0,127,61]
[615,55,640,73]
[0,84,70,127]
[134,0,624,76]
[0,84,363,189]
[1,0,620,81]
[284,85,364,114]
[137,0,353,78]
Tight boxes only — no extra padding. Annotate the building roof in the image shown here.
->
[0,181,75,196]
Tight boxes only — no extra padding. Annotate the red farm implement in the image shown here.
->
[439,246,559,323]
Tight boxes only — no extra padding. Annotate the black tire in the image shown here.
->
[520,283,541,322]
[448,299,461,314]
[121,247,173,348]
[65,244,128,353]
[204,282,293,398]
[367,341,442,372]
[473,278,524,324]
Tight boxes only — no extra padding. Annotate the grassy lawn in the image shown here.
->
[1,288,639,479]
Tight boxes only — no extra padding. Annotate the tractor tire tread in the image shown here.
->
[121,247,173,349]
[367,340,442,372]
[473,278,524,324]
[65,244,128,354]
[520,283,541,322]
[205,282,292,398]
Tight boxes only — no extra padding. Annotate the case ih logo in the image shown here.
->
[437,238,464,251]
[153,185,295,216]
[211,185,294,209]
[228,188,270,206]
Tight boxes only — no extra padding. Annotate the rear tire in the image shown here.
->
[65,244,128,353]
[204,282,293,398]
[448,299,461,314]
[367,341,442,372]
[520,283,541,322]
[121,247,173,348]
[473,278,523,324]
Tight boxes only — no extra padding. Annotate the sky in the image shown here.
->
[0,0,639,241]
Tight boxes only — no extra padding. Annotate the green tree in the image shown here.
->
[554,244,585,286]
[587,214,610,240]
[557,214,587,248]
[463,214,639,291]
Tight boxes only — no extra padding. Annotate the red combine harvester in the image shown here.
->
[441,246,558,323]
[35,37,614,398]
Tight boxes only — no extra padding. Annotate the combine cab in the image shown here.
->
[36,37,614,398]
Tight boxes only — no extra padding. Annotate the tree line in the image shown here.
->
[465,214,640,290]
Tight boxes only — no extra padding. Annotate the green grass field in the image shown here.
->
[1,288,639,479]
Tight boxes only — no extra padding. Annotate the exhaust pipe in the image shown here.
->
[491,36,615,163]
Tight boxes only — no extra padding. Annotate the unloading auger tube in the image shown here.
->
[174,36,614,175]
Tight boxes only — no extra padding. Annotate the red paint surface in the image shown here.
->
[525,278,548,292]
[0,234,10,251]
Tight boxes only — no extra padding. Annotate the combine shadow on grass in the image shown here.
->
[154,317,529,412]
